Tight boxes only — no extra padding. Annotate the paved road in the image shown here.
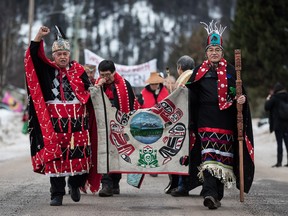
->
[0,153,287,216]
[1,123,288,216]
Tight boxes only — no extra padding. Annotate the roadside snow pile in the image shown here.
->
[0,109,25,146]
[252,118,270,136]
[0,109,29,161]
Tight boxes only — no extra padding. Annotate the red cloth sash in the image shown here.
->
[194,58,233,110]
[96,72,133,113]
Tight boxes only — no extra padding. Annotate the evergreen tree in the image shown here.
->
[186,26,207,66]
[227,0,288,96]
[166,26,207,78]
[0,0,239,95]
[0,0,27,95]
[166,34,190,78]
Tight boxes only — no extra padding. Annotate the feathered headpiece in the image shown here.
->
[52,25,70,53]
[200,20,227,50]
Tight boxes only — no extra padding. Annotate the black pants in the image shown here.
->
[169,174,179,189]
[201,170,224,201]
[101,173,121,188]
[274,130,288,164]
[50,174,88,199]
[179,175,194,191]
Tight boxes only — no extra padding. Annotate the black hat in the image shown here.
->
[273,82,284,93]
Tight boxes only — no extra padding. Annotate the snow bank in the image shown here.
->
[0,109,30,161]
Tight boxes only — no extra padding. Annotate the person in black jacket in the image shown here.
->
[265,82,288,167]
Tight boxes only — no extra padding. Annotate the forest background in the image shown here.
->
[0,0,287,118]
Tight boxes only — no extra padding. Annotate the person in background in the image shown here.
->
[164,75,176,93]
[84,64,97,84]
[138,71,170,177]
[175,55,195,88]
[95,59,140,196]
[24,26,101,206]
[185,20,254,210]
[165,55,198,197]
[138,71,169,109]
[21,105,29,134]
[264,82,288,167]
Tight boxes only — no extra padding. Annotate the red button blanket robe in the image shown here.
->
[24,40,101,193]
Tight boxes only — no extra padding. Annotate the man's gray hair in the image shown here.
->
[177,55,195,71]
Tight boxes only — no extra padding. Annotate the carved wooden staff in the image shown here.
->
[235,49,244,202]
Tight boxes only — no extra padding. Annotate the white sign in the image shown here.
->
[84,49,157,87]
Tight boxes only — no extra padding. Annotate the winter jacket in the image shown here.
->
[138,84,169,108]
[264,90,288,132]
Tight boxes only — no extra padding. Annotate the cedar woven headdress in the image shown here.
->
[145,72,164,84]
[200,20,226,51]
[84,64,96,72]
[52,25,70,53]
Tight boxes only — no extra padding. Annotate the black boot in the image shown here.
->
[272,163,282,167]
[99,184,113,197]
[203,196,219,210]
[69,184,81,202]
[170,187,189,197]
[164,174,179,194]
[50,196,63,206]
[113,183,120,194]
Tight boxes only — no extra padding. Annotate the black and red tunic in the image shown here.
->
[186,58,254,193]
[24,40,101,192]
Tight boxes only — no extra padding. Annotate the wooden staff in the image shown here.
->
[166,67,172,93]
[235,49,244,202]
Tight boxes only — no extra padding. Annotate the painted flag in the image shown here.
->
[90,86,189,175]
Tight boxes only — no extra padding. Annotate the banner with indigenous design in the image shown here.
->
[90,86,189,175]
[84,49,157,87]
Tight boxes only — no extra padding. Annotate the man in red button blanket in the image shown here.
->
[24,26,101,206]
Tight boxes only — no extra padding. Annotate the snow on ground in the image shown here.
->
[0,109,30,162]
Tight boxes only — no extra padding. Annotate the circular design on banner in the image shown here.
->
[130,112,164,144]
